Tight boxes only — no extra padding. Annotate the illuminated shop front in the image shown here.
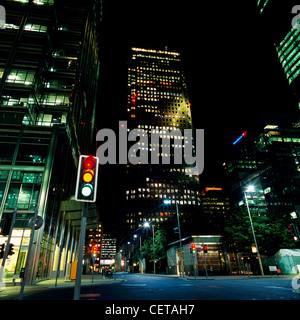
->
[167,235,228,276]
[0,229,30,281]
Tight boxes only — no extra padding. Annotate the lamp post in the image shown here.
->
[244,186,264,276]
[143,221,155,274]
[164,200,184,276]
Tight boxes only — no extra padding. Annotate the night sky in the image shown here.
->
[96,0,299,218]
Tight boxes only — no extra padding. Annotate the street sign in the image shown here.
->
[28,215,43,230]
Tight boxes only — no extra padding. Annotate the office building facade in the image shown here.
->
[257,0,300,109]
[200,187,231,234]
[0,0,100,284]
[223,113,300,219]
[122,47,200,236]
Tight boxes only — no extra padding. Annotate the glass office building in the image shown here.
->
[0,0,101,284]
[224,113,300,217]
[257,0,300,109]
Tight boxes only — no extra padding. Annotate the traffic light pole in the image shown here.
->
[203,243,208,279]
[176,203,184,277]
[19,206,39,300]
[0,206,17,285]
[74,202,88,300]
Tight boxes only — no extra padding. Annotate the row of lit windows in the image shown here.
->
[135,79,182,88]
[0,171,43,183]
[0,95,34,108]
[135,70,181,78]
[42,93,69,106]
[6,70,35,85]
[3,23,47,32]
[277,25,300,55]
[8,0,54,5]
[37,113,67,126]
[126,188,198,195]
[129,90,183,98]
[133,54,180,62]
[137,124,185,132]
[134,74,181,83]
[276,26,300,83]
[135,66,180,73]
[131,47,180,56]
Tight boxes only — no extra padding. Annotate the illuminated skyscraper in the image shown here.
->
[122,47,200,234]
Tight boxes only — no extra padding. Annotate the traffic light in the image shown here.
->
[92,246,98,258]
[288,224,299,241]
[190,243,196,254]
[0,244,5,259]
[1,213,12,236]
[8,243,14,256]
[75,155,99,202]
[203,245,208,253]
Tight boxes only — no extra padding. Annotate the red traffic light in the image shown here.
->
[191,243,196,251]
[83,156,96,169]
[203,245,208,253]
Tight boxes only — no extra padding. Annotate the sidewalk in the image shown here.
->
[0,273,123,293]
[138,272,294,280]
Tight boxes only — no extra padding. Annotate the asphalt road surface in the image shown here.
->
[9,273,300,301]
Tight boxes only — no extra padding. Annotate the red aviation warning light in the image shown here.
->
[75,155,99,202]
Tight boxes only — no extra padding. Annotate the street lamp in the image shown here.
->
[144,221,156,274]
[164,199,184,276]
[133,234,143,273]
[244,185,264,276]
[143,221,150,228]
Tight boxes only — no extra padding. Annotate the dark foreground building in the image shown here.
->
[0,0,101,284]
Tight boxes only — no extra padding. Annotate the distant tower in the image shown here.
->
[122,47,201,234]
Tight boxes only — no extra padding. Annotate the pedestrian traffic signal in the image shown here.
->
[75,155,99,202]
[203,245,208,253]
[8,243,14,256]
[0,244,5,259]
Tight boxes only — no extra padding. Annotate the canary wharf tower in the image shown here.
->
[122,47,201,234]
